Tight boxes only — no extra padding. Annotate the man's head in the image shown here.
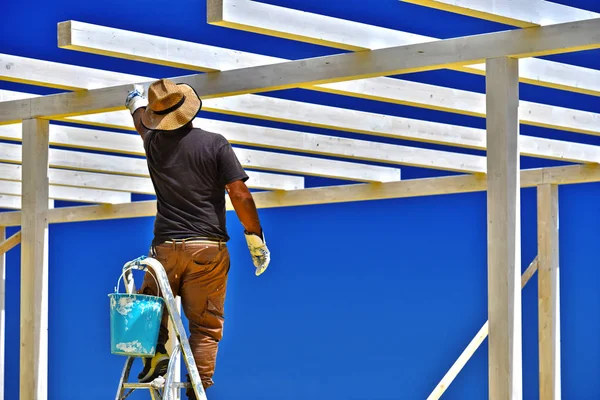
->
[140,78,202,132]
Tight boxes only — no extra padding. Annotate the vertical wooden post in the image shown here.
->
[537,184,561,399]
[20,118,50,400]
[0,227,5,400]
[486,56,522,400]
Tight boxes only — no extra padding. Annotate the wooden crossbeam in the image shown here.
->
[0,160,301,193]
[57,21,282,72]
[0,128,400,182]
[207,0,600,96]
[4,89,600,175]
[0,180,131,204]
[0,90,486,174]
[0,196,54,210]
[401,0,600,28]
[0,163,598,227]
[204,94,600,148]
[2,54,600,167]
[49,23,600,133]
[427,257,539,400]
[1,18,599,122]
[0,230,21,255]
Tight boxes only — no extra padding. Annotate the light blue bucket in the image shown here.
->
[109,267,164,357]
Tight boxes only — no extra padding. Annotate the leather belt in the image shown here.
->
[163,237,226,246]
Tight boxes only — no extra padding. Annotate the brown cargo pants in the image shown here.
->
[139,238,230,389]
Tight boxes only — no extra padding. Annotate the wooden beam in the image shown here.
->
[537,184,561,400]
[0,53,149,91]
[0,230,22,255]
[4,48,600,138]
[207,0,600,97]
[47,23,600,132]
[2,18,600,122]
[0,162,598,227]
[2,82,599,174]
[0,134,395,183]
[0,96,486,174]
[61,106,600,169]
[486,57,522,399]
[57,20,283,72]
[20,118,50,400]
[0,161,303,193]
[208,0,431,51]
[427,257,539,400]
[0,180,131,204]
[401,0,600,28]
[0,196,54,211]
[204,94,600,147]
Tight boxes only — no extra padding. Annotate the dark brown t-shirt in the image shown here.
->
[143,127,249,245]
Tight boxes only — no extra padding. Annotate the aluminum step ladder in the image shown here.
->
[114,256,208,400]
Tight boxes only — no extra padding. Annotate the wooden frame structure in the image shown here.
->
[0,1,598,398]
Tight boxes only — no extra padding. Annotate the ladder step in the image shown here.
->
[123,382,191,389]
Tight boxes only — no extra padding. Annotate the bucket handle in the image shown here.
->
[114,265,161,298]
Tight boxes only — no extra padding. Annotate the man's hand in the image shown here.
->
[244,231,271,276]
[125,85,148,115]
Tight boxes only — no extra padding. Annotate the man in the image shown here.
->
[124,78,271,398]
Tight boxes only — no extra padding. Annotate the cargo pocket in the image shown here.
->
[202,292,226,341]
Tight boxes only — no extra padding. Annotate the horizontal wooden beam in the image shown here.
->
[0,163,597,226]
[204,94,600,155]
[4,54,600,138]
[2,17,599,122]
[207,0,600,96]
[0,180,131,204]
[0,196,54,211]
[209,0,431,51]
[5,91,598,173]
[0,231,21,255]
[0,124,397,181]
[0,159,300,193]
[58,20,283,72]
[401,0,600,28]
[0,53,148,91]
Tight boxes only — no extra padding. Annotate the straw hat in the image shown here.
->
[141,78,202,131]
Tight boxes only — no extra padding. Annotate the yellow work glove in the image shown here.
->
[244,231,271,276]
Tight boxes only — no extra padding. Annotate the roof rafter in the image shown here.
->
[207,0,600,96]
[400,0,600,27]
[0,122,406,180]
[2,55,600,169]
[0,162,304,194]
[0,195,54,210]
[1,16,599,123]
[0,179,131,204]
[0,89,485,174]
[31,26,600,135]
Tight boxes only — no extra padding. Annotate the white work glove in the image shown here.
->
[125,85,148,115]
[244,231,270,276]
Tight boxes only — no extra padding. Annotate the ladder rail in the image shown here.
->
[163,345,182,400]
[116,256,208,400]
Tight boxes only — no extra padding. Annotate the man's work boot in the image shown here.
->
[185,373,212,399]
[137,344,170,383]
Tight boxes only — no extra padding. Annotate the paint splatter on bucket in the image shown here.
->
[109,293,164,357]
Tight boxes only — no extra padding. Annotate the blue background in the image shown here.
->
[2,0,600,399]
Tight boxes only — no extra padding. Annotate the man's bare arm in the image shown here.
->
[132,107,151,139]
[226,180,262,237]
